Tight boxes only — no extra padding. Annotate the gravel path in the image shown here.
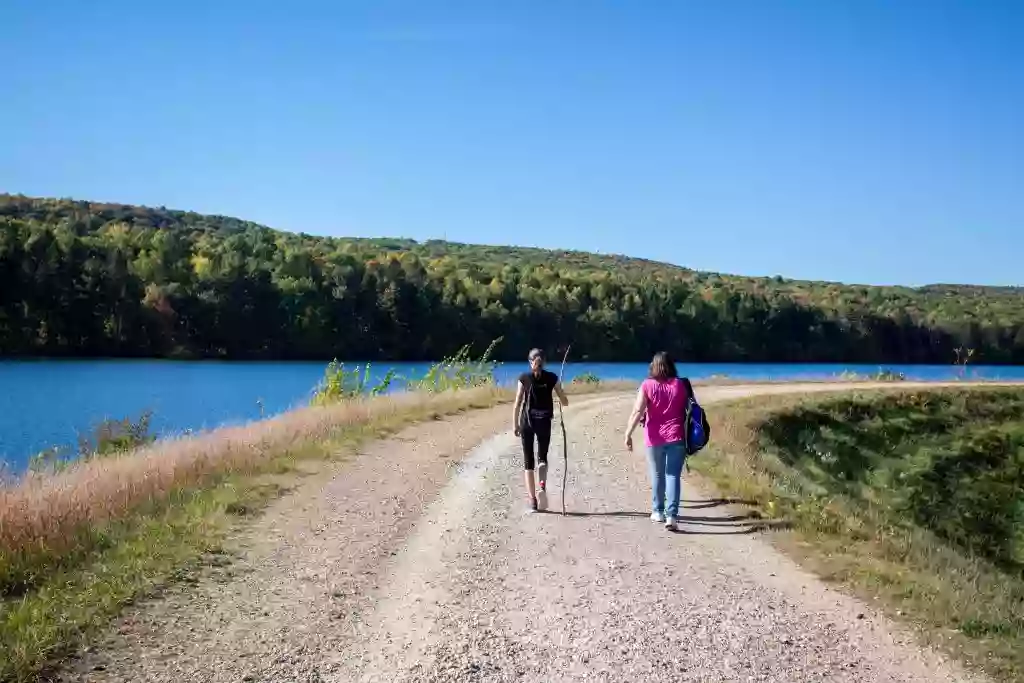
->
[62,384,986,683]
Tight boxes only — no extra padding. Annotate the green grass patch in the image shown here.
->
[2,484,241,682]
[690,386,1024,682]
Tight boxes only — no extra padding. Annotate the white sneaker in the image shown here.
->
[651,512,665,523]
[536,488,547,511]
[664,516,677,531]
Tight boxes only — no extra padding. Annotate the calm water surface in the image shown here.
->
[1,360,1021,470]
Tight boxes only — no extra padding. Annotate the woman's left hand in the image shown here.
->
[624,435,633,452]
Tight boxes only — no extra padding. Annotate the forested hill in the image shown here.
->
[1,193,1022,363]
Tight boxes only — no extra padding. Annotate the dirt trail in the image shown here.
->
[63,383,988,683]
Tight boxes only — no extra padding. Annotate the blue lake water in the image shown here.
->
[1,359,1021,470]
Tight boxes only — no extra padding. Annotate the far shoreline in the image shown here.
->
[2,356,1024,367]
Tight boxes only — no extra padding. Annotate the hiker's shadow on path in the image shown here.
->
[558,499,792,535]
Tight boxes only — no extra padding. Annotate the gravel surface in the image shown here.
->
[60,385,986,683]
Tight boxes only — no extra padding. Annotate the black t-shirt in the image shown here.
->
[519,370,558,420]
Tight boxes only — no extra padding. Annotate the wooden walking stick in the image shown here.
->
[557,344,571,516]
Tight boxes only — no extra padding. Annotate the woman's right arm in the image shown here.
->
[513,380,524,435]
[624,386,648,451]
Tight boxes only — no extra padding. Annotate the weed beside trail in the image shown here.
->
[692,386,1024,683]
[311,338,503,405]
[834,368,906,382]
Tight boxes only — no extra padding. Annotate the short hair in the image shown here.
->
[648,351,678,380]
[528,348,544,361]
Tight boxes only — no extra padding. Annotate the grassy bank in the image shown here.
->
[691,386,1024,682]
[0,386,515,681]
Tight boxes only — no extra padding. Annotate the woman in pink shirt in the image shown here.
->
[624,352,689,530]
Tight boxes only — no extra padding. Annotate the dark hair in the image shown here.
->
[648,351,678,381]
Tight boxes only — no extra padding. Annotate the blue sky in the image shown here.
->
[1,0,1021,287]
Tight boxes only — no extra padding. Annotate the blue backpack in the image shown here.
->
[681,377,710,455]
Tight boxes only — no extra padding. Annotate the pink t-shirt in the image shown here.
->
[641,377,688,447]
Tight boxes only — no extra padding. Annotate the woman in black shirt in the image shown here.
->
[513,348,569,512]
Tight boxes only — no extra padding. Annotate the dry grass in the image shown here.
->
[690,387,1024,683]
[0,379,630,681]
[0,385,517,681]
[1,387,510,592]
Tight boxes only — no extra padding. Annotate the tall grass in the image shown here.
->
[0,389,494,596]
[691,386,1024,683]
[311,337,503,405]
[571,371,601,386]
[0,383,508,681]
[834,367,906,382]
[28,411,157,473]
[406,337,504,393]
[310,361,398,404]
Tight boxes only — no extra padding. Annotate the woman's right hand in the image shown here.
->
[624,434,633,452]
[514,425,521,437]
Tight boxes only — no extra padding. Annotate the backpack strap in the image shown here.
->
[519,373,534,428]
[681,376,695,403]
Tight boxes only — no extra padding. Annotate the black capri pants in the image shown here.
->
[521,417,552,471]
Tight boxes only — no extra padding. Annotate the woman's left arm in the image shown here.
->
[624,387,647,451]
[554,379,569,406]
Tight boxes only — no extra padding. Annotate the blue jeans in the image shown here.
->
[646,440,686,518]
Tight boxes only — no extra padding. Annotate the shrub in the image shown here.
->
[78,410,156,457]
[406,337,503,394]
[311,338,503,405]
[873,368,906,382]
[311,362,397,405]
[28,411,157,474]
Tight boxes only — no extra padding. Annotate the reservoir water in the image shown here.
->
[1,359,1021,470]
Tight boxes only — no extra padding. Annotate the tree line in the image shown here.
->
[1,194,1023,363]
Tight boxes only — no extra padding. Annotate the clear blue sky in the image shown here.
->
[2,0,1022,287]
